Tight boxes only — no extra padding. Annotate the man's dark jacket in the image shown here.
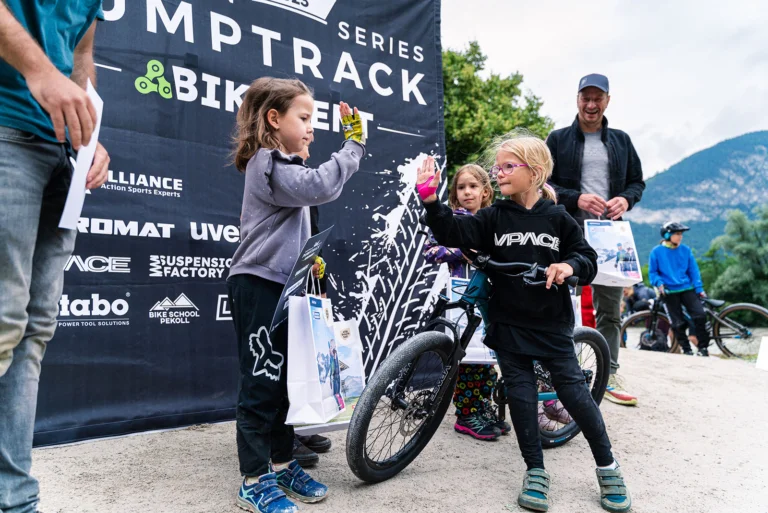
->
[546,116,645,218]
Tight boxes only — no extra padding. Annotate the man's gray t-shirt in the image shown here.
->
[578,130,610,221]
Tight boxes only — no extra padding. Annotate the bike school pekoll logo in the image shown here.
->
[58,293,131,328]
[149,293,201,324]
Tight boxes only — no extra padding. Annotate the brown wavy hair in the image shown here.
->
[448,164,494,210]
[232,77,313,172]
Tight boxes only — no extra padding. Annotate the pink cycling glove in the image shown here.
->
[416,179,438,201]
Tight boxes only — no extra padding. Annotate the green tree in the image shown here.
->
[707,207,768,306]
[442,42,554,180]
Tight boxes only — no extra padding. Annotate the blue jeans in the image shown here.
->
[0,126,76,513]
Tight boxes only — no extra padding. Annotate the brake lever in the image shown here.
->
[523,277,558,292]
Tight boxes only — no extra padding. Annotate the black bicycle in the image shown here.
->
[620,291,768,358]
[346,254,611,483]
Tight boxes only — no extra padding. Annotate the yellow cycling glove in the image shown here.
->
[342,111,365,145]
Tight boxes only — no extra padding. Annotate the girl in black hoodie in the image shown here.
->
[416,135,631,513]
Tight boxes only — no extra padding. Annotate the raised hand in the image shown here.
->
[340,101,365,144]
[416,155,440,203]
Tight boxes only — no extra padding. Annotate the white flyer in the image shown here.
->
[59,79,103,230]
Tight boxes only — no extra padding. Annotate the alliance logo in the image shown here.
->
[149,293,201,324]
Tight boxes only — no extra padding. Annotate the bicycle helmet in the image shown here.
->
[660,221,690,240]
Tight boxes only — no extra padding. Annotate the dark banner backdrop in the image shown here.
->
[34,0,446,446]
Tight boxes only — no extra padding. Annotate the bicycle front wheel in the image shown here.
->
[538,327,611,448]
[346,331,455,483]
[713,303,768,358]
[620,311,676,352]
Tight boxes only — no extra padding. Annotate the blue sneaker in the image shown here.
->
[275,460,329,503]
[237,473,298,513]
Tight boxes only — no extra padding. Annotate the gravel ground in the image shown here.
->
[35,349,768,513]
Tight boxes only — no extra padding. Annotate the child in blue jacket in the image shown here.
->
[649,222,710,356]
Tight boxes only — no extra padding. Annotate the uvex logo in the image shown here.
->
[494,232,561,251]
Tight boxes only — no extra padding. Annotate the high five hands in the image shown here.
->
[416,155,440,202]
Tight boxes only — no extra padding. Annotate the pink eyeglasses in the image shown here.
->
[490,162,528,180]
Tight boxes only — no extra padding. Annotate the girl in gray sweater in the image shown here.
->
[226,76,366,513]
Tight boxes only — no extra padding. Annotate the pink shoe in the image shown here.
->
[538,404,557,431]
[542,400,572,424]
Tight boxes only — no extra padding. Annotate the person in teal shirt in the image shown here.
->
[0,2,109,511]
[648,222,710,356]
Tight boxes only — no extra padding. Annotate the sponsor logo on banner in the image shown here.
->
[115,2,426,122]
[77,218,174,238]
[149,293,201,324]
[149,255,231,279]
[58,293,131,328]
[64,255,131,274]
[190,222,240,243]
[216,295,232,321]
[250,0,337,24]
[100,170,183,199]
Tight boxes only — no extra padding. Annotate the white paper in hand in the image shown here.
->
[59,79,103,230]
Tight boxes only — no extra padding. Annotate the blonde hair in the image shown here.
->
[448,164,494,210]
[232,77,313,172]
[483,129,557,202]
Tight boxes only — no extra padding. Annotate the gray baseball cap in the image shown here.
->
[578,73,609,93]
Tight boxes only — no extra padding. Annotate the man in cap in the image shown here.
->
[546,74,645,406]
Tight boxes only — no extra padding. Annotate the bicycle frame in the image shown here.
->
[638,294,752,349]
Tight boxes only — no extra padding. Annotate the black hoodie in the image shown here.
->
[423,198,597,337]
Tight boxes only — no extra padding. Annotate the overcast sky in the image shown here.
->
[441,0,768,177]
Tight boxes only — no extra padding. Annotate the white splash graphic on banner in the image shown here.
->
[330,154,449,373]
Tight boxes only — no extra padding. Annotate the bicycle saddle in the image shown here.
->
[703,298,725,308]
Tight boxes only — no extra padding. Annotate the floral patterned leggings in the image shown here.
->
[453,363,498,416]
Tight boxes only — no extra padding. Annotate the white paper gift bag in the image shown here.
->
[327,320,366,421]
[286,295,346,425]
[583,220,643,287]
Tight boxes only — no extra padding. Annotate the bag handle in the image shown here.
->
[306,266,321,296]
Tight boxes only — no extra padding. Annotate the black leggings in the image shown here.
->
[495,347,614,469]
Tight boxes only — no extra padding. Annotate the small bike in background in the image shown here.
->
[620,290,768,358]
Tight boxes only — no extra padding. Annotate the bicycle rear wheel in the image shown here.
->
[538,327,611,448]
[713,303,768,358]
[346,331,455,483]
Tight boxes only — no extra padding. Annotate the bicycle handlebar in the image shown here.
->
[416,221,578,290]
[464,251,579,289]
